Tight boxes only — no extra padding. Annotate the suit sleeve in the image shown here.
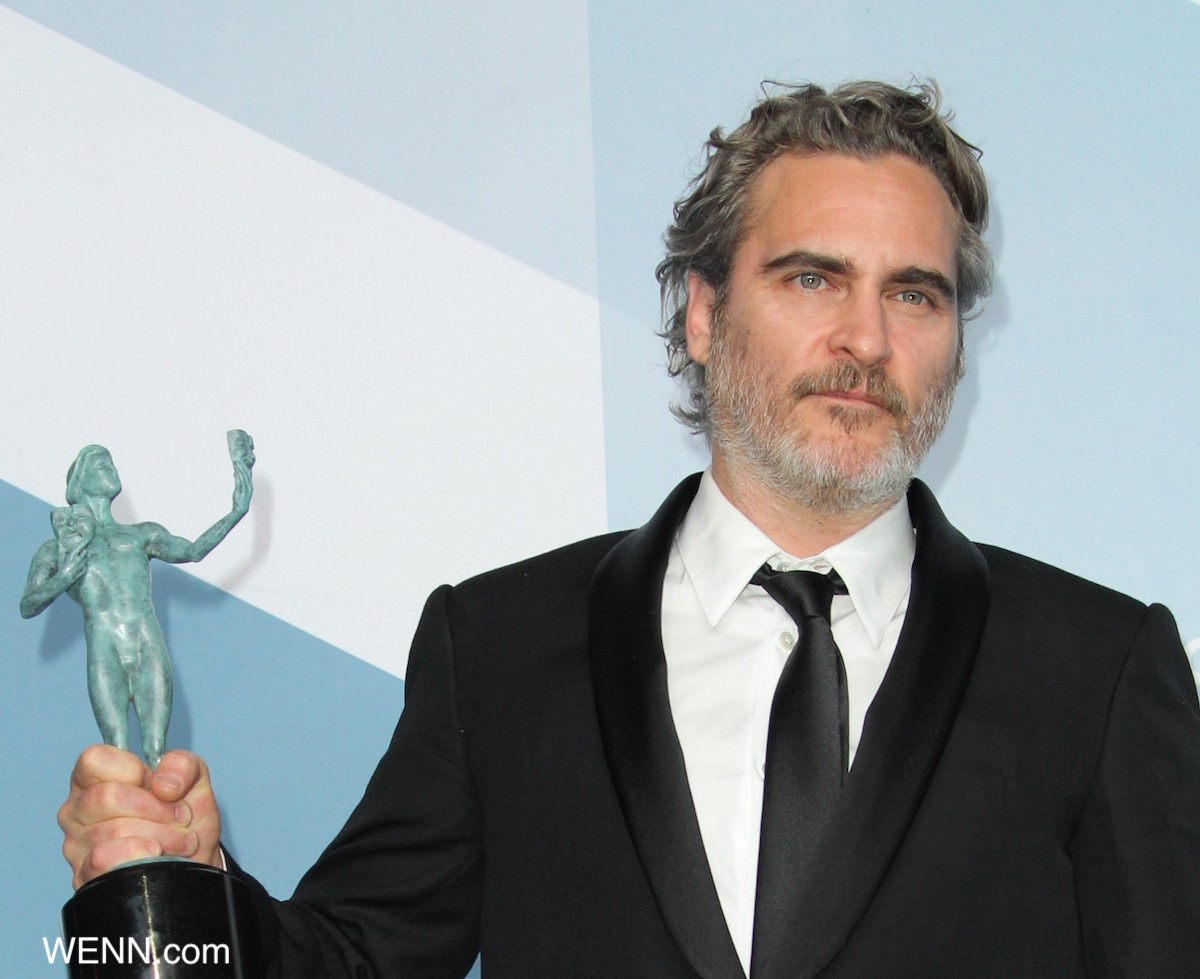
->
[1071,602,1200,975]
[235,584,485,979]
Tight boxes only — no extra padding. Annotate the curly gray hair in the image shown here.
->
[657,79,993,436]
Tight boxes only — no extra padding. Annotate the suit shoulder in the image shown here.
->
[975,542,1150,629]
[427,531,631,688]
[451,529,630,604]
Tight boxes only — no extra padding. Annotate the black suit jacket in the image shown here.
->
[241,476,1200,977]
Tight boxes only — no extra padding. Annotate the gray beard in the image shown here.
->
[706,325,961,516]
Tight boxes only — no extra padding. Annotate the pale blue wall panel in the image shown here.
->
[1,0,598,294]
[588,0,1200,641]
[0,479,406,977]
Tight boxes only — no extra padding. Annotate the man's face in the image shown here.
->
[686,151,962,513]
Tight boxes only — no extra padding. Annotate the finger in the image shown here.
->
[62,778,193,831]
[84,817,198,856]
[64,815,200,877]
[70,744,148,793]
[71,833,202,889]
[72,837,160,888]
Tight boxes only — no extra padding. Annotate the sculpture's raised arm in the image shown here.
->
[147,431,254,565]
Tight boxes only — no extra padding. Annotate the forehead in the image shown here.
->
[54,505,91,525]
[739,151,959,270]
[78,448,114,474]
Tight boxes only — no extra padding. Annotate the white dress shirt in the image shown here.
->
[661,470,915,974]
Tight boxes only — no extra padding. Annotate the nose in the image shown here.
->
[827,292,891,368]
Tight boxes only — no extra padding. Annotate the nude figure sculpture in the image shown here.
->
[21,432,254,768]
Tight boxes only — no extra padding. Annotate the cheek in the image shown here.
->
[921,321,960,369]
[936,330,963,380]
[894,333,959,394]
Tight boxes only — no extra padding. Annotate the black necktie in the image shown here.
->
[751,564,849,861]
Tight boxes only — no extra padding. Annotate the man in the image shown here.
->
[60,80,1200,977]
[24,442,253,768]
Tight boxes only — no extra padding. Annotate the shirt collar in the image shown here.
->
[675,469,915,647]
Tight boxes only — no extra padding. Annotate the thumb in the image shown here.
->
[147,749,209,805]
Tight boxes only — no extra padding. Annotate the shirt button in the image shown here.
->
[779,630,796,650]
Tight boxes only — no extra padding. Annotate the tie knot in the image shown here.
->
[750,564,845,625]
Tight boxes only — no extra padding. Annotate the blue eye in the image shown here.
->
[795,272,825,290]
[898,290,927,306]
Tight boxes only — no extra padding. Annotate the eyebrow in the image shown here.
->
[760,249,958,305]
[891,265,957,304]
[761,249,850,277]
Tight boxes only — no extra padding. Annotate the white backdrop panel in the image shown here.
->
[0,8,608,678]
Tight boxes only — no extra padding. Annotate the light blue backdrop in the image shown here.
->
[2,2,1198,977]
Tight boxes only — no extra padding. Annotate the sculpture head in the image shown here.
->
[51,504,96,551]
[65,445,122,505]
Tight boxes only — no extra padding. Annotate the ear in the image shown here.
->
[685,271,717,366]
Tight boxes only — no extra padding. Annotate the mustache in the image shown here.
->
[786,361,908,418]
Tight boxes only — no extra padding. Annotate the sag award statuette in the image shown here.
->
[21,432,264,979]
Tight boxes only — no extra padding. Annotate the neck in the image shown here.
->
[710,453,899,556]
[82,496,115,525]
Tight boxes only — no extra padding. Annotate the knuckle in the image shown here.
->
[161,748,200,778]
[77,743,109,771]
[81,781,162,824]
[89,838,135,876]
[83,779,124,813]
[85,817,126,846]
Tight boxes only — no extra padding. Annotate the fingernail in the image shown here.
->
[181,831,198,856]
[173,802,192,825]
[153,773,184,794]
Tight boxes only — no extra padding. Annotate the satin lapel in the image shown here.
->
[590,474,746,979]
[750,480,991,979]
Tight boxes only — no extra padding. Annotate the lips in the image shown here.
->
[813,389,887,409]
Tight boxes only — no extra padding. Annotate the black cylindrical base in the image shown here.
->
[61,860,264,978]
